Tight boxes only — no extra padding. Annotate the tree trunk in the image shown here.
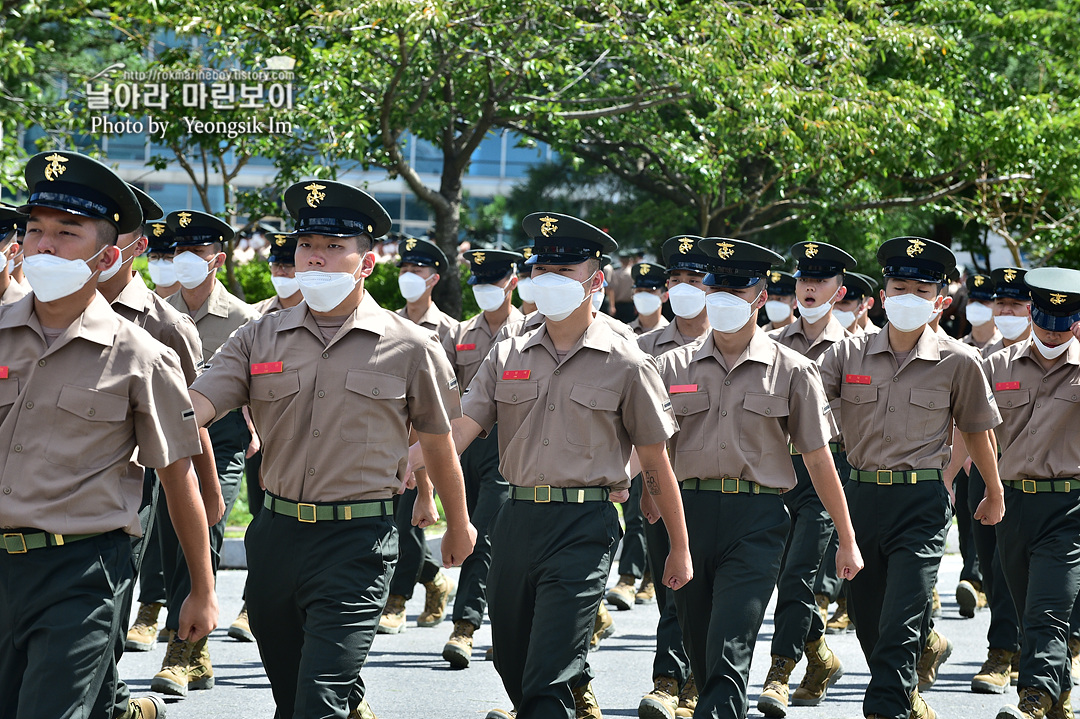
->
[431,168,465,318]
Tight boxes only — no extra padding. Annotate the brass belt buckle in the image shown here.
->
[3,533,27,554]
[1021,479,1037,494]
[876,469,894,486]
[534,485,552,503]
[720,477,739,494]
[297,502,318,523]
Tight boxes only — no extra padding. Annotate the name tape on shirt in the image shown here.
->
[251,361,284,375]
[0,367,7,380]
[456,343,476,351]
[844,374,871,385]
[669,384,698,394]
[502,370,531,380]
[995,381,1020,391]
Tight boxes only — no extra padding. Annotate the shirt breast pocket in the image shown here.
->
[840,384,878,436]
[740,393,790,452]
[341,370,407,443]
[993,388,1031,411]
[250,370,301,442]
[567,384,621,447]
[46,384,130,468]
[671,391,711,452]
[1054,385,1080,404]
[494,380,538,440]
[906,388,951,441]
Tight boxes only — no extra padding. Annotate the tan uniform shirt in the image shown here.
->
[397,302,459,343]
[462,319,677,491]
[112,277,203,385]
[637,319,707,359]
[962,328,1003,354]
[442,306,524,392]
[609,267,634,303]
[818,325,1001,472]
[656,330,836,490]
[191,292,460,503]
[0,293,201,535]
[253,295,285,316]
[628,314,669,335]
[983,340,1080,482]
[768,315,851,362]
[166,279,260,363]
[1,280,28,306]
[981,337,1007,359]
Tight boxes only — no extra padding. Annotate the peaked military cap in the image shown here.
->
[145,221,175,254]
[876,236,956,284]
[167,210,234,248]
[843,272,878,300]
[1025,267,1080,333]
[515,242,534,275]
[632,262,668,290]
[0,204,19,239]
[991,267,1029,301]
[790,241,856,278]
[947,265,961,283]
[521,212,617,265]
[966,272,994,302]
[20,151,142,234]
[766,270,797,296]
[464,248,523,285]
[661,235,710,274]
[128,185,164,225]
[14,214,26,239]
[696,237,785,288]
[396,237,448,270]
[284,180,392,239]
[601,254,614,269]
[268,232,296,265]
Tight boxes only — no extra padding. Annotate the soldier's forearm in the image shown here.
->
[962,429,1003,497]
[636,443,690,553]
[417,430,470,529]
[803,445,858,547]
[157,458,215,597]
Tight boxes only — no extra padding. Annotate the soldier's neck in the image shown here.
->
[181,276,216,313]
[405,294,433,323]
[675,312,710,339]
[98,266,135,304]
[970,321,997,345]
[483,300,513,329]
[636,310,663,330]
[800,311,832,341]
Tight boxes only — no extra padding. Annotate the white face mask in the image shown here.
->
[271,275,300,299]
[532,271,594,322]
[796,287,840,324]
[633,292,663,316]
[472,283,509,312]
[173,250,215,289]
[6,257,21,276]
[965,302,994,327]
[516,276,535,303]
[296,259,364,312]
[994,314,1030,340]
[883,293,937,332]
[667,283,707,319]
[833,309,858,329]
[398,272,431,303]
[97,239,139,283]
[706,289,761,334]
[1032,333,1076,360]
[23,246,107,303]
[146,258,177,287]
[591,289,605,313]
[764,300,792,324]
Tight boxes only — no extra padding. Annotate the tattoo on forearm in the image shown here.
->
[644,470,662,496]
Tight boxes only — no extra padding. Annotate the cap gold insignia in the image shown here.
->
[405,238,417,251]
[804,243,819,258]
[716,241,735,260]
[770,271,781,283]
[274,234,288,246]
[1051,292,1068,305]
[539,216,558,237]
[178,212,192,228]
[1003,268,1017,282]
[113,213,120,221]
[640,264,650,274]
[43,154,68,182]
[678,238,694,254]
[304,183,326,208]
[906,238,926,257]
[152,224,165,237]
[522,247,532,259]
[473,251,485,265]
[974,275,985,287]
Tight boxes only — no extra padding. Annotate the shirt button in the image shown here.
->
[318,391,325,398]
[372,388,380,396]
[548,404,555,411]
[511,394,518,401]
[539,474,545,480]
[25,401,33,409]
[322,352,329,359]
[38,360,46,367]
[1028,457,1034,463]
[313,429,321,437]
[1042,378,1047,383]
[13,444,21,452]
[764,408,771,415]
[589,400,596,407]
[88,408,95,417]
[928,402,935,408]
[720,442,727,449]
[308,468,316,475]
[854,397,861,403]
[554,369,560,375]
[885,436,892,442]
[268,391,275,398]
[1030,429,1037,435]
[1007,401,1013,407]
[543,439,549,446]
[2,487,9,495]
[721,410,727,417]
[892,377,899,382]
[888,406,895,412]
[1036,402,1041,408]
[724,380,731,386]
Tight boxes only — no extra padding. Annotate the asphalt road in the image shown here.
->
[119,547,1041,719]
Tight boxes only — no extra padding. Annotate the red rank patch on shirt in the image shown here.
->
[456,343,476,351]
[502,370,531,380]
[669,384,698,394]
[251,362,284,375]
[845,374,871,385]
[0,367,7,380]
[996,381,1020,391]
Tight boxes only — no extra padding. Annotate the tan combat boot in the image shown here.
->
[916,630,953,691]
[573,682,603,719]
[417,572,455,627]
[996,687,1054,719]
[228,602,254,642]
[638,676,679,719]
[606,574,638,611]
[910,689,937,719]
[956,579,987,619]
[826,597,853,634]
[125,602,164,652]
[636,572,656,605]
[815,594,831,626]
[757,655,797,717]
[591,603,615,648]
[150,632,195,697]
[931,587,942,618]
[674,673,698,718]
[1048,689,1074,719]
[972,648,1015,694]
[442,620,475,668]
[1070,638,1080,684]
[187,635,215,691]
[485,710,516,719]
[349,699,377,719]
[377,594,407,634]
[792,637,844,706]
[122,696,165,719]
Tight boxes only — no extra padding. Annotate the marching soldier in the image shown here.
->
[1,150,217,719]
[188,179,475,719]
[817,236,1005,719]
[762,270,798,330]
[626,261,669,335]
[833,273,880,336]
[961,272,1001,351]
[515,244,537,314]
[3,213,28,288]
[144,219,181,298]
[0,205,28,306]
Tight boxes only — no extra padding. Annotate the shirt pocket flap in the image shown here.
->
[672,391,711,416]
[250,370,301,402]
[994,388,1031,408]
[909,388,950,410]
[56,384,128,422]
[0,377,19,407]
[345,370,407,400]
[1054,385,1080,403]
[569,384,621,412]
[743,392,790,418]
[494,380,538,404]
[840,384,877,405]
